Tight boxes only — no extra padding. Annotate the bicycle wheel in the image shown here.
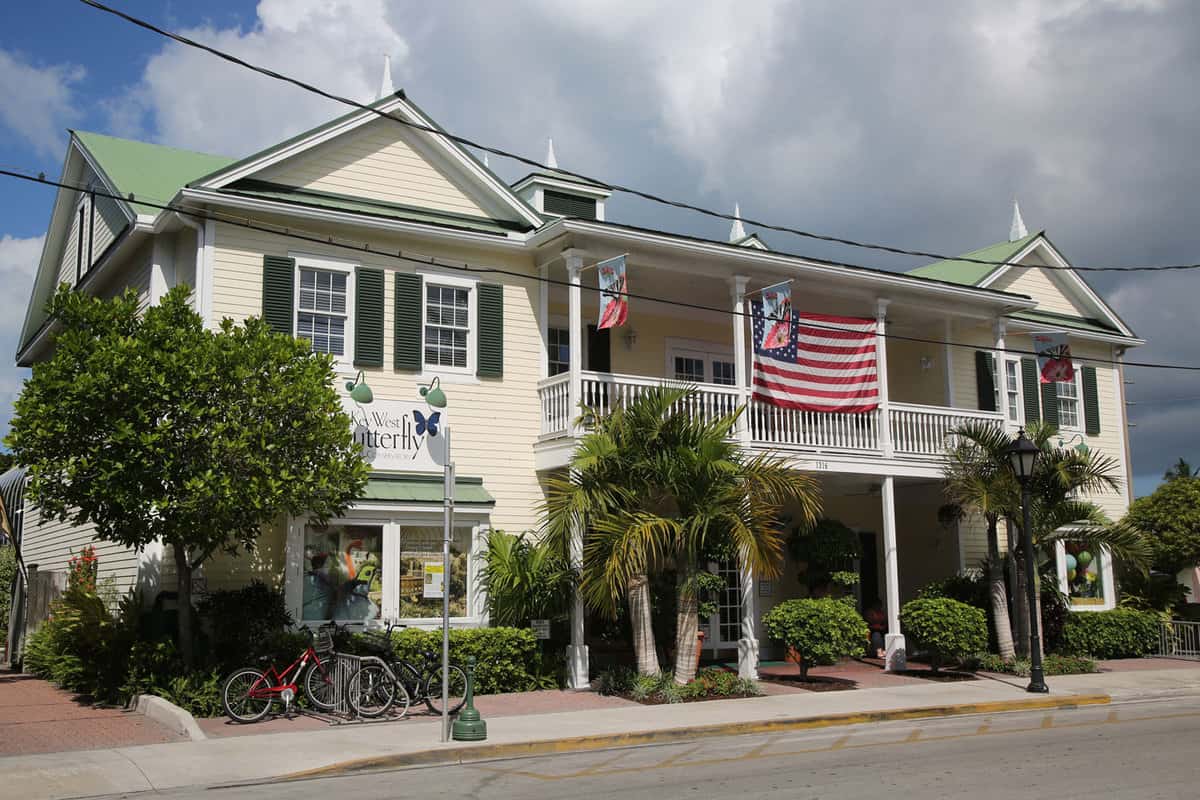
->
[346,663,402,718]
[424,664,467,715]
[222,668,273,723]
[303,661,339,711]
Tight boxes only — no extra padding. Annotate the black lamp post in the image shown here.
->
[1007,428,1048,694]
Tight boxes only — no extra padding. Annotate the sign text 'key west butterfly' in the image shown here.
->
[340,396,449,473]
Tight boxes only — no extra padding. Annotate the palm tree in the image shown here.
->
[946,422,1151,658]
[944,421,1018,659]
[1163,457,1200,482]
[542,386,821,683]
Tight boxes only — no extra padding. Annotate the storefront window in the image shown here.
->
[399,526,470,618]
[1063,543,1105,606]
[302,523,384,622]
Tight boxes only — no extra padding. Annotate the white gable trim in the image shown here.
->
[978,239,1134,338]
[193,96,543,229]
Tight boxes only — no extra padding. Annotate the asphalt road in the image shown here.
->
[114,696,1200,800]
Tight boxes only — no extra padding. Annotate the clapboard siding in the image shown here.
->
[209,221,546,533]
[256,119,492,218]
[989,265,1089,317]
[20,503,140,596]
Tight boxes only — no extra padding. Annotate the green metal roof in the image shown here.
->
[223,179,526,236]
[906,232,1041,286]
[1006,308,1121,336]
[362,473,494,505]
[73,131,235,216]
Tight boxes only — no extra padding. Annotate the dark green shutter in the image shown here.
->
[393,272,423,371]
[354,268,385,367]
[262,255,295,336]
[476,283,504,378]
[1040,379,1059,428]
[1020,358,1041,425]
[1082,366,1101,435]
[975,351,997,411]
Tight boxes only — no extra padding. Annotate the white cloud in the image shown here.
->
[0,234,42,446]
[0,49,85,158]
[115,0,409,155]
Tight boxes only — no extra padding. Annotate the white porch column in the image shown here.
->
[737,559,759,679]
[943,318,955,406]
[730,275,751,443]
[994,318,1009,424]
[881,475,906,670]
[566,513,590,688]
[149,235,175,305]
[538,263,550,380]
[876,299,893,457]
[566,252,584,437]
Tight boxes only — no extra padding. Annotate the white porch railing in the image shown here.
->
[537,372,1005,458]
[540,372,571,437]
[889,402,1006,457]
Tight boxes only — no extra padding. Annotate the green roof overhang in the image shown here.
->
[361,473,494,506]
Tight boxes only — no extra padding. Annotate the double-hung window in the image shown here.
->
[1005,359,1022,423]
[297,265,350,358]
[424,283,470,369]
[547,327,570,376]
[1057,369,1081,429]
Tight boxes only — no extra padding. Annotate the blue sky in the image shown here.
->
[2,0,1199,499]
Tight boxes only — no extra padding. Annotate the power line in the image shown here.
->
[77,0,1200,275]
[5,166,1196,374]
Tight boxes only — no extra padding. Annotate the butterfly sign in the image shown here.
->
[1032,331,1075,384]
[414,409,440,438]
[758,281,792,350]
[596,255,629,330]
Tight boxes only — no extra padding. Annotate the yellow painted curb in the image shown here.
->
[280,692,1109,781]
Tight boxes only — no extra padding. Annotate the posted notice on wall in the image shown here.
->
[530,619,551,640]
[423,562,444,599]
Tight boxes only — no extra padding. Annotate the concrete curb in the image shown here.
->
[136,694,207,742]
[280,692,1110,781]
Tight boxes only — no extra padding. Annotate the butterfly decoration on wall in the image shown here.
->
[414,410,440,438]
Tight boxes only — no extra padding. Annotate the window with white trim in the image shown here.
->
[424,284,470,369]
[297,267,349,357]
[674,356,705,382]
[547,327,570,376]
[1057,369,1080,429]
[712,360,736,386]
[1005,359,1022,423]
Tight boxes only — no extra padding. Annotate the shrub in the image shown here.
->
[595,667,759,703]
[365,626,540,694]
[900,597,987,671]
[762,598,868,680]
[973,653,1097,677]
[477,531,573,628]
[0,545,16,640]
[1060,608,1160,659]
[917,573,988,609]
[198,581,293,670]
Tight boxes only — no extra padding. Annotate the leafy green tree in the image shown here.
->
[543,386,820,682]
[763,598,868,680]
[900,597,987,671]
[1125,477,1200,574]
[0,452,15,473]
[6,286,368,666]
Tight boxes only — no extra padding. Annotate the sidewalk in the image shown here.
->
[2,660,1198,800]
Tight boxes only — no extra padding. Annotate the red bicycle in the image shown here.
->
[220,623,345,723]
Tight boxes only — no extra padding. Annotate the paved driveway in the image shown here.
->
[0,672,184,755]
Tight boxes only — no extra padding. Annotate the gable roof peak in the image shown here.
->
[1010,199,1028,241]
[729,203,747,242]
[377,55,395,100]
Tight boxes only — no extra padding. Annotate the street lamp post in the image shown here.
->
[419,378,453,741]
[1006,428,1049,694]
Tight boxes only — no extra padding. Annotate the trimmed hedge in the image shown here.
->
[356,626,541,695]
[900,597,987,670]
[762,598,868,680]
[1060,608,1161,659]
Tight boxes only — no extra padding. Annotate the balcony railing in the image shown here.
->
[538,371,1004,458]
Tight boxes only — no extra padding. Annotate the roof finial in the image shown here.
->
[377,54,395,100]
[1010,198,1028,241]
[482,151,490,168]
[546,137,558,169]
[729,203,747,242]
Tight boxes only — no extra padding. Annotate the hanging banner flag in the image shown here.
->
[1032,331,1075,383]
[596,255,628,330]
[758,281,793,350]
[751,303,879,413]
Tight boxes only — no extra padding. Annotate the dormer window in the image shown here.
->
[511,138,612,222]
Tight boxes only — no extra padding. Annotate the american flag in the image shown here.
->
[751,302,879,413]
